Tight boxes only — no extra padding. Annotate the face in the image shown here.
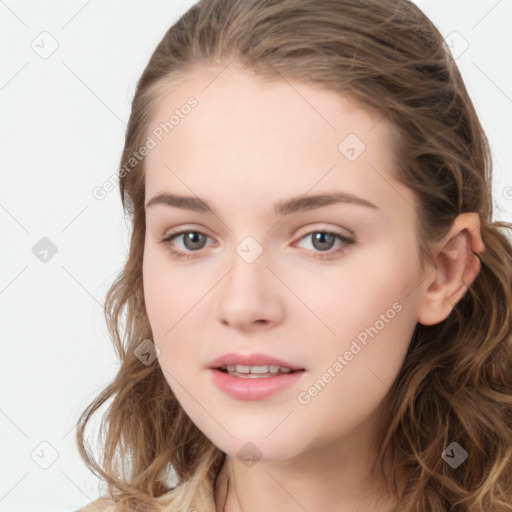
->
[142,64,425,464]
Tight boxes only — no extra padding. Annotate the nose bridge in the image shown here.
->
[225,237,269,300]
[215,236,283,327]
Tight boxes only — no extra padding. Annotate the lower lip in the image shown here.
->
[209,368,306,400]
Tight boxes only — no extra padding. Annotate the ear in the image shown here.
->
[417,213,485,326]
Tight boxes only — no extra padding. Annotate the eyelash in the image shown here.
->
[159,228,355,261]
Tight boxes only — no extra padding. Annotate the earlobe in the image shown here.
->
[417,213,484,327]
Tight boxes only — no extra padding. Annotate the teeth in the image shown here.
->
[220,364,293,374]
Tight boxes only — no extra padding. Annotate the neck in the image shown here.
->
[213,427,405,512]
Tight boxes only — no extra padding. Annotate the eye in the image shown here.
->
[293,230,354,260]
[160,230,214,260]
[159,228,355,261]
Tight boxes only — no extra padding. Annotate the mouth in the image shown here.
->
[208,352,305,376]
[216,364,305,378]
[210,364,307,400]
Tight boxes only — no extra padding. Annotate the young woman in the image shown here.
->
[76,0,512,510]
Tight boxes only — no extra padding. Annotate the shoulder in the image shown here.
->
[74,497,169,512]
[75,497,116,512]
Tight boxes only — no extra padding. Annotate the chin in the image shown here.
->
[211,433,305,464]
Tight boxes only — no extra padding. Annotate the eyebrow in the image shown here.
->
[145,191,378,216]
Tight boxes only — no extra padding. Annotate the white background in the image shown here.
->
[1,1,511,511]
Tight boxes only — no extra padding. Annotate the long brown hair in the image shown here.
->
[76,1,512,510]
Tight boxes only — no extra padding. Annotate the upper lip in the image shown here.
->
[208,352,304,371]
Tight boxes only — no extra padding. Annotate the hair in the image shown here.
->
[76,0,512,511]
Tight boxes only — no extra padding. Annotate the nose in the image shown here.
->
[215,248,284,331]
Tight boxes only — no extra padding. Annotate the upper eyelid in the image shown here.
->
[163,226,353,247]
[162,223,353,239]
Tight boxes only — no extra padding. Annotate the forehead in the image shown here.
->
[147,64,388,149]
[143,65,414,219]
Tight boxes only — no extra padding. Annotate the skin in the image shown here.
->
[141,63,484,512]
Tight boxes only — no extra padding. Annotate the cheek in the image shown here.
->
[142,248,213,380]
[143,255,189,396]
[142,247,201,338]
[296,289,416,444]
[143,251,173,339]
[293,247,419,400]
[288,246,418,342]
